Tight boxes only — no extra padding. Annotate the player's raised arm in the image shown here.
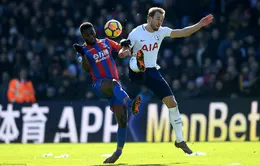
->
[169,14,214,38]
[106,38,130,58]
[73,43,90,72]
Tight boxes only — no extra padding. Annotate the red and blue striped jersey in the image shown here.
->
[77,38,121,82]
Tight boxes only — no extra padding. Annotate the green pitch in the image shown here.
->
[0,142,259,166]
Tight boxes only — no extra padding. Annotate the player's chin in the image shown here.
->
[153,27,159,31]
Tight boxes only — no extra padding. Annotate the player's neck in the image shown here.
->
[84,41,97,46]
[84,39,98,46]
[145,24,155,33]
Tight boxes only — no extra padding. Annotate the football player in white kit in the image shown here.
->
[120,7,213,154]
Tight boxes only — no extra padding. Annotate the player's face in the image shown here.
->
[81,27,96,45]
[150,12,164,31]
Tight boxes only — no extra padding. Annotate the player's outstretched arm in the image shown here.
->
[106,38,131,58]
[73,43,90,72]
[169,14,214,38]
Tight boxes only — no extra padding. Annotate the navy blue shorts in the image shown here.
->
[129,67,173,100]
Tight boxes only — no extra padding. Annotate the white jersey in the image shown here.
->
[128,24,172,69]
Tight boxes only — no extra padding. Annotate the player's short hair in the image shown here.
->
[79,22,93,33]
[147,7,165,18]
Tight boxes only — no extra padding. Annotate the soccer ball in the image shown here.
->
[104,19,122,38]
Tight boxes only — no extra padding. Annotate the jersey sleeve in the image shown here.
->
[107,38,120,52]
[127,30,136,49]
[161,26,173,38]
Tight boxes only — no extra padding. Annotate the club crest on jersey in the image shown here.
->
[154,35,160,40]
[141,42,158,51]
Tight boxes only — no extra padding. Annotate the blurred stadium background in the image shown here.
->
[1,0,259,101]
[0,0,260,165]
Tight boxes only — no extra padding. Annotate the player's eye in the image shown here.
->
[157,18,162,22]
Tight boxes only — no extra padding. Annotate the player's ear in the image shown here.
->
[81,34,86,40]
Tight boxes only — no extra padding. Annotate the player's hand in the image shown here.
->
[122,49,131,57]
[199,14,214,27]
[73,43,85,56]
[120,39,131,47]
[118,47,131,58]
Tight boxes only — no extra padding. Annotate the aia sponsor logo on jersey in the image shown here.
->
[141,42,158,51]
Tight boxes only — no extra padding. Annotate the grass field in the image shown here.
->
[0,142,259,166]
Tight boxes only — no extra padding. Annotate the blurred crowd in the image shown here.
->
[0,0,260,102]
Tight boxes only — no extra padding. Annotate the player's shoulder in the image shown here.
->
[101,37,110,41]
[158,26,171,32]
[102,37,119,45]
[81,42,88,47]
[96,38,110,45]
[130,24,146,34]
[135,24,145,31]
[97,38,106,42]
[159,26,173,34]
[100,37,112,43]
